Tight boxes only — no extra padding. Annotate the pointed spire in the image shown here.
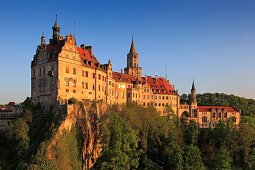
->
[53,15,60,29]
[191,79,196,91]
[129,33,136,53]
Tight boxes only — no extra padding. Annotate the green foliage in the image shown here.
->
[184,144,204,170]
[55,125,83,169]
[29,141,57,169]
[98,113,141,169]
[183,120,199,146]
[214,147,232,170]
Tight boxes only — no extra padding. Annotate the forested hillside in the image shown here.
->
[1,94,255,169]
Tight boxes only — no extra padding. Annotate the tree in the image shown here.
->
[183,145,204,170]
[183,120,199,146]
[214,147,232,170]
[98,113,141,169]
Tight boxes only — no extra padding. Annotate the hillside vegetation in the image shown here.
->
[0,93,255,169]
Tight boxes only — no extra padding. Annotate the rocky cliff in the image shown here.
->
[44,100,107,169]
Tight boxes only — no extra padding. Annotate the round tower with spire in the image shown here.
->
[190,80,198,116]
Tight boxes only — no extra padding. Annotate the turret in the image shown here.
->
[190,79,197,113]
[52,15,60,43]
[41,33,45,45]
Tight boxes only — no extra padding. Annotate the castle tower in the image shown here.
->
[52,15,60,43]
[190,80,197,116]
[124,36,142,81]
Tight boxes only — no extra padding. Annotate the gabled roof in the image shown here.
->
[142,76,176,95]
[197,106,239,112]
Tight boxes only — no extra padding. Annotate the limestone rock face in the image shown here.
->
[48,100,107,169]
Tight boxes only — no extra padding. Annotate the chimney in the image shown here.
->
[85,46,93,55]
[155,75,158,81]
[80,44,85,51]
[121,69,123,81]
[145,75,147,83]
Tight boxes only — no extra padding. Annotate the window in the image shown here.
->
[147,95,149,99]
[212,113,215,118]
[102,76,104,81]
[144,89,146,92]
[85,83,88,89]
[162,103,165,106]
[218,113,221,118]
[93,73,96,79]
[99,85,101,91]
[73,80,76,87]
[66,89,69,92]
[162,96,165,99]
[202,116,207,123]
[82,82,84,88]
[143,95,145,99]
[224,112,227,118]
[85,71,88,77]
[82,70,84,76]
[73,68,76,74]
[151,95,153,99]
[66,66,69,73]
[136,93,137,98]
[73,90,76,93]
[159,103,161,106]
[98,74,101,80]
[109,81,112,85]
[147,103,149,106]
[93,84,95,90]
[65,79,69,86]
[166,96,168,99]
[147,89,149,92]
[155,96,157,99]
[155,103,157,106]
[159,96,161,99]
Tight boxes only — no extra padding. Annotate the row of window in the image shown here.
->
[143,102,172,107]
[143,95,176,100]
[66,67,113,85]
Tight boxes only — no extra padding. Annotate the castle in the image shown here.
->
[31,18,240,128]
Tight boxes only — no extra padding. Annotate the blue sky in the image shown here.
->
[0,0,255,104]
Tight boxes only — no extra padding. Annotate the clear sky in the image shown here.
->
[0,0,255,104]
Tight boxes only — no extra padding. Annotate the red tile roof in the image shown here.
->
[197,106,239,112]
[112,72,136,83]
[112,73,177,95]
[142,76,176,95]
